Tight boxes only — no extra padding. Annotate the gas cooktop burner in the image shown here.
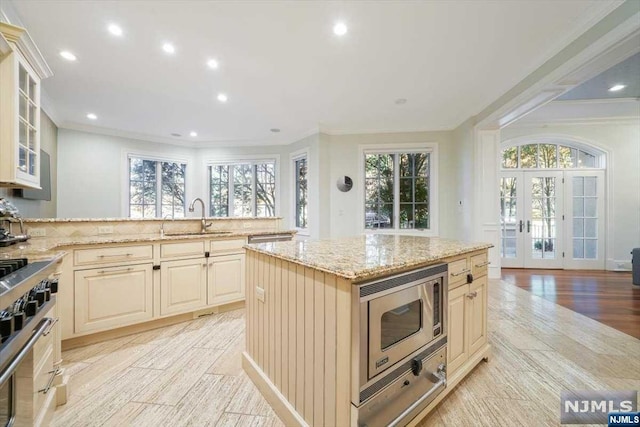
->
[0,258,28,279]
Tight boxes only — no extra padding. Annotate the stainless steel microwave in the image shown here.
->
[353,263,448,389]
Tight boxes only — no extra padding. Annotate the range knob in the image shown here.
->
[13,312,25,331]
[0,314,13,340]
[50,279,59,294]
[411,358,423,376]
[25,300,37,317]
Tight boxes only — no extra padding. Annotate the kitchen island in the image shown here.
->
[243,235,493,427]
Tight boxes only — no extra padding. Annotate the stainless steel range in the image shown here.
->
[0,257,59,427]
[352,263,448,427]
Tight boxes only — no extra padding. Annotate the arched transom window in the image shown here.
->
[501,142,604,169]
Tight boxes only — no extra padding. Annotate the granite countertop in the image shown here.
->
[0,229,296,261]
[246,235,493,281]
[23,217,283,223]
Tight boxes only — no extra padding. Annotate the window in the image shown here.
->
[128,157,186,218]
[209,160,276,217]
[293,155,308,229]
[363,148,434,231]
[501,143,602,169]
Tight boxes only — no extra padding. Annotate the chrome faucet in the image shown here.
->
[160,214,174,237]
[188,198,212,233]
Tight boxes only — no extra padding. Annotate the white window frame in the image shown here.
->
[121,150,191,218]
[204,154,280,218]
[358,143,439,236]
[290,148,309,235]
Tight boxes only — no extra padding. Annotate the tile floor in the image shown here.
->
[52,280,640,427]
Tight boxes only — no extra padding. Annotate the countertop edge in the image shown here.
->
[22,217,283,223]
[245,242,494,281]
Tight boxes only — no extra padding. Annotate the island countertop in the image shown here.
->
[245,235,493,281]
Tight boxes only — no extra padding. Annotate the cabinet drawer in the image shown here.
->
[161,241,205,258]
[470,252,489,278]
[448,258,470,287]
[74,245,153,266]
[210,238,246,254]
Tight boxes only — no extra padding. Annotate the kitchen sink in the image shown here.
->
[163,231,232,237]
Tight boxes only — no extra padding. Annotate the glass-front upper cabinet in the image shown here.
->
[0,22,52,189]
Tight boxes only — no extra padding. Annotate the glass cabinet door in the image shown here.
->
[16,62,38,181]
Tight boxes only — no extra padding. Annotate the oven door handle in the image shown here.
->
[386,373,446,427]
[0,318,54,385]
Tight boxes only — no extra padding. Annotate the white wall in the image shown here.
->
[56,129,294,223]
[501,120,640,269]
[326,131,459,239]
[57,129,196,218]
[0,111,58,218]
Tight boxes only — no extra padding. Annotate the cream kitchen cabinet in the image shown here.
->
[447,255,488,376]
[60,236,254,342]
[160,258,208,316]
[0,23,52,189]
[208,253,245,305]
[73,263,154,334]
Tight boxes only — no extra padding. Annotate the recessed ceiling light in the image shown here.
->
[217,93,228,103]
[162,43,175,54]
[270,128,281,133]
[60,51,77,61]
[86,113,97,120]
[108,24,123,36]
[190,131,198,137]
[608,84,626,92]
[170,133,182,137]
[207,59,219,69]
[395,98,407,105]
[333,22,348,36]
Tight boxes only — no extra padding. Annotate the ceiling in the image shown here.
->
[511,51,640,126]
[557,52,640,100]
[8,0,621,145]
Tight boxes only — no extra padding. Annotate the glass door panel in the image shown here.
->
[500,172,524,268]
[524,171,563,269]
[564,171,605,269]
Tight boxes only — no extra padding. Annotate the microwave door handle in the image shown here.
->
[386,373,446,427]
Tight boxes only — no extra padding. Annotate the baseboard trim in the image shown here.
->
[63,301,245,350]
[242,352,308,427]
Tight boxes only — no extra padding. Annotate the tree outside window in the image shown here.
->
[209,161,276,217]
[129,157,186,218]
[294,156,307,228]
[364,151,431,230]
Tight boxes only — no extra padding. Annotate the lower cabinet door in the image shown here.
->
[468,275,488,355]
[160,258,207,316]
[74,264,153,334]
[447,284,469,375]
[208,253,245,305]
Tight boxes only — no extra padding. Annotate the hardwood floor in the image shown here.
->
[501,269,640,339]
[53,279,639,427]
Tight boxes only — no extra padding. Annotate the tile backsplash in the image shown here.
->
[22,217,282,238]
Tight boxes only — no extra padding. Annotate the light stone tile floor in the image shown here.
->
[52,280,639,427]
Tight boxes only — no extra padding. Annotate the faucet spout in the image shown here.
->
[188,198,212,233]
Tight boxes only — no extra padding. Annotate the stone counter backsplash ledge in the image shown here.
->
[22,217,282,238]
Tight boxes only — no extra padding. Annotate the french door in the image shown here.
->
[500,170,605,269]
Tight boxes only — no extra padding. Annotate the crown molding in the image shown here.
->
[58,122,312,148]
[0,21,52,79]
[549,97,640,105]
[507,116,639,128]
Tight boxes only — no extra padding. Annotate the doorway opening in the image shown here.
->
[499,140,606,269]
